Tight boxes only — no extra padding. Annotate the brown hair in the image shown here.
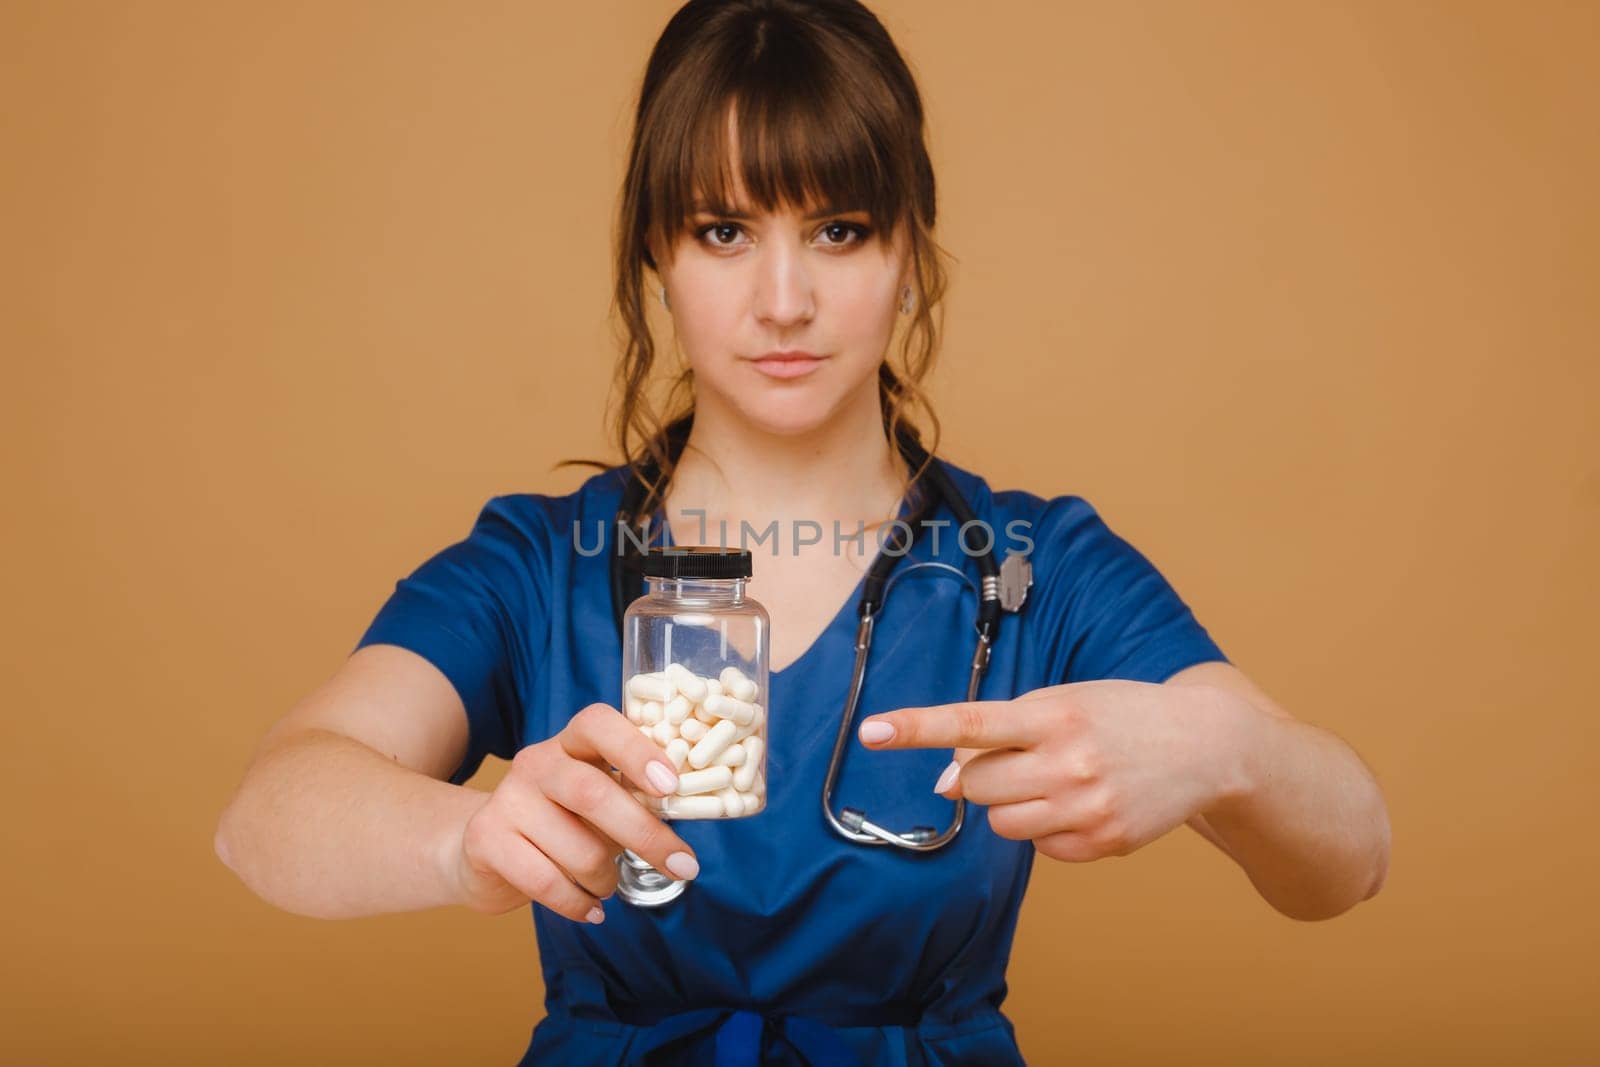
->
[560,0,951,521]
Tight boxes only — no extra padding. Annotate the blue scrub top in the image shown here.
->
[353,458,1228,1066]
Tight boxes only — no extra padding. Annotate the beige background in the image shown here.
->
[3,0,1596,1062]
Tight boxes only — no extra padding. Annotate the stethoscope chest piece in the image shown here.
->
[617,849,689,907]
[998,550,1033,613]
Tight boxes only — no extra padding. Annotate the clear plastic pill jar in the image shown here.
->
[620,546,769,820]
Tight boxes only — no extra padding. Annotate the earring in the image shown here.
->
[659,285,671,311]
[898,284,915,315]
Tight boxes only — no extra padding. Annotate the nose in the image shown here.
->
[752,236,814,330]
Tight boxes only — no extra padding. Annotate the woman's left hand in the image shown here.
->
[858,681,1246,862]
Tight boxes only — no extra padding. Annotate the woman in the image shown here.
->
[215,1,1391,1063]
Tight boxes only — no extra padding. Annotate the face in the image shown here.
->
[653,124,912,437]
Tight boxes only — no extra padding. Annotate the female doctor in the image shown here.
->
[214,1,1392,1064]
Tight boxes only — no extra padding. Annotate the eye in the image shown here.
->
[694,222,748,248]
[817,221,872,248]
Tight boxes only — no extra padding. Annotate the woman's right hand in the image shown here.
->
[447,703,699,922]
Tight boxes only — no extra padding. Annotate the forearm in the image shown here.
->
[1200,687,1391,921]
[215,728,486,919]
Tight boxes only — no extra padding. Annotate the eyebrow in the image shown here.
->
[690,202,865,221]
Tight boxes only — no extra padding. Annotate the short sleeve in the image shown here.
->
[352,495,548,785]
[1034,497,1229,685]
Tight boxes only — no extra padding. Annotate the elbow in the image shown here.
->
[1261,789,1391,923]
[213,805,288,910]
[1277,805,1391,922]
[213,797,355,921]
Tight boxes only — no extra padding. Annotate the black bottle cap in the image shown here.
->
[641,545,753,580]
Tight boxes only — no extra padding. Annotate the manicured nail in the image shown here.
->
[665,851,700,880]
[586,906,605,925]
[646,761,679,794]
[859,720,895,744]
[933,759,961,794]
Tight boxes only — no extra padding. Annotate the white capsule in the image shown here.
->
[666,663,708,704]
[627,673,676,703]
[693,701,720,724]
[751,769,766,796]
[640,701,663,726]
[704,677,723,699]
[688,718,739,769]
[712,694,757,725]
[734,703,764,741]
[713,742,746,768]
[732,737,763,790]
[663,695,691,725]
[638,724,654,739]
[678,717,708,742]
[650,720,677,747]
[676,765,733,795]
[718,786,745,817]
[663,795,724,819]
[720,666,757,702]
[664,737,691,771]
[733,760,758,792]
[705,694,756,725]
[624,697,645,724]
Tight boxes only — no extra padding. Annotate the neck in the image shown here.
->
[663,380,908,535]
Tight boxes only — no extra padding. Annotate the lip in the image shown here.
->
[748,351,828,380]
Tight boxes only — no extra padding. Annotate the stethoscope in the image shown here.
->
[609,416,1032,903]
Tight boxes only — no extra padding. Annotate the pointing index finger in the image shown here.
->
[858,700,1039,751]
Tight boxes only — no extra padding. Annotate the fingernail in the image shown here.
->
[646,761,679,794]
[933,759,961,794]
[859,720,895,744]
[665,851,700,880]
[586,906,605,924]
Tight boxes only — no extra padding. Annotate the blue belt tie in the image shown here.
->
[631,1007,862,1066]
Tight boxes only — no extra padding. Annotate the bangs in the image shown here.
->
[642,28,917,258]
[606,0,948,495]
